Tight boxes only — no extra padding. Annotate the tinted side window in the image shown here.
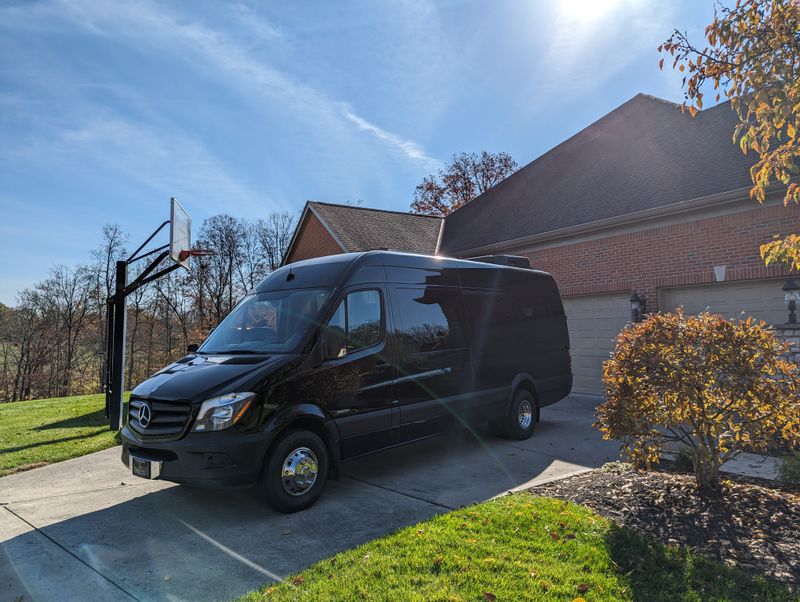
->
[327,289,382,354]
[347,290,382,349]
[395,288,466,353]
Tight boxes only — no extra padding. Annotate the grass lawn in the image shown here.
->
[0,393,124,477]
[241,494,797,602]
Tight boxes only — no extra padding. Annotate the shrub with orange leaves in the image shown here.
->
[595,309,800,495]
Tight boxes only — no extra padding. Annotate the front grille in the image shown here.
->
[128,397,193,439]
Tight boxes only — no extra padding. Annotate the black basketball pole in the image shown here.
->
[103,291,115,418]
[107,260,128,431]
[104,218,185,432]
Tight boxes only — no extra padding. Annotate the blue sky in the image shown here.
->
[0,0,713,305]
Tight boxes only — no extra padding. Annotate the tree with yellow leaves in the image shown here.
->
[660,0,799,268]
[596,310,800,495]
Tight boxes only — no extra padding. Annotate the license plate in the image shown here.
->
[130,455,161,479]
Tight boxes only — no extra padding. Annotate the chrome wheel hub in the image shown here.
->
[518,399,533,430]
[281,447,318,496]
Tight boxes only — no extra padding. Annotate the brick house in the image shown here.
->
[283,94,800,395]
[284,201,442,264]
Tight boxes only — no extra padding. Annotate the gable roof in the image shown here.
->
[439,94,759,255]
[288,201,444,260]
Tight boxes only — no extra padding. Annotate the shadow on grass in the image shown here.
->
[1,429,109,454]
[34,408,107,431]
[606,525,796,601]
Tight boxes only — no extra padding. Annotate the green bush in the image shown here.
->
[778,452,800,485]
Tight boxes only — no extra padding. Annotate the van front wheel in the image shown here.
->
[259,429,329,513]
[490,389,537,440]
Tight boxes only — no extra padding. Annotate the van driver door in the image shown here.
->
[321,288,397,458]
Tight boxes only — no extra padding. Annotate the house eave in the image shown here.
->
[280,201,347,266]
[448,186,782,257]
[306,204,349,252]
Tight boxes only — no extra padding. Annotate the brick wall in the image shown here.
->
[520,204,799,311]
[286,211,343,263]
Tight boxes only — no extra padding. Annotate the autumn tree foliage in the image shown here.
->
[410,151,518,216]
[660,0,800,268]
[596,310,800,495]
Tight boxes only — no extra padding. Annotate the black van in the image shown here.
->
[120,251,572,512]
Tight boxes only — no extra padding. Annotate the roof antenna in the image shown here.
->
[286,264,295,281]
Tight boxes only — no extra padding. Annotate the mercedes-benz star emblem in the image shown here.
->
[139,402,152,428]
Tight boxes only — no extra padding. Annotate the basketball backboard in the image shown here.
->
[169,197,192,268]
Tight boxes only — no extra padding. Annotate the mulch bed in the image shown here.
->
[531,463,800,587]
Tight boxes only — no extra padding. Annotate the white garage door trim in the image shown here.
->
[563,293,631,396]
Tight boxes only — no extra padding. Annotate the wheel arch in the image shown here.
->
[263,404,342,479]
[510,373,540,421]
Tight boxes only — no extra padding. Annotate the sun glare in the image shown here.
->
[558,0,625,23]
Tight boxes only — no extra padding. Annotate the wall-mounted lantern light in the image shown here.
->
[781,277,800,324]
[630,292,646,323]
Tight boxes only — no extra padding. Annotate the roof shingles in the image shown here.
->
[308,202,443,255]
[439,94,758,255]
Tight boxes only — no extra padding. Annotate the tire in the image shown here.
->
[258,429,329,513]
[490,389,537,440]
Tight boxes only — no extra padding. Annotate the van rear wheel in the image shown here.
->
[258,429,329,513]
[490,389,537,440]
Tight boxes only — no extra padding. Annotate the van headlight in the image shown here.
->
[193,392,255,432]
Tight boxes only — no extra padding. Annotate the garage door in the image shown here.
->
[563,293,631,396]
[661,278,786,325]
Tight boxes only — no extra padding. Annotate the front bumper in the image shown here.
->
[120,425,275,489]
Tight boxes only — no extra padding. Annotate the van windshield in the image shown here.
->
[199,288,331,355]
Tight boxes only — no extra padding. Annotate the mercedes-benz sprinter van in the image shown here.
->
[121,251,572,512]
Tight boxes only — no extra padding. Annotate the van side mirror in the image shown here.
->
[321,326,346,360]
[187,343,199,353]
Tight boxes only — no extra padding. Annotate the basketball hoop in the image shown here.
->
[105,196,213,433]
[178,249,215,261]
[170,198,192,268]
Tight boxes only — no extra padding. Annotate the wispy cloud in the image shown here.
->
[62,117,266,212]
[344,110,439,168]
[1,0,437,172]
[1,104,270,216]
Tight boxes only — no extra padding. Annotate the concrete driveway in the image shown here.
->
[1,394,616,601]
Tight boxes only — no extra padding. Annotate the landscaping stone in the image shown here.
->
[774,325,800,367]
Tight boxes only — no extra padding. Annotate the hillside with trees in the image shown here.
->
[0,212,295,402]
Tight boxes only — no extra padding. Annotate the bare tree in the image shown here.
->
[4,290,56,400]
[37,265,92,396]
[89,224,128,388]
[196,215,245,322]
[236,221,270,294]
[125,264,151,387]
[256,211,296,270]
[154,269,193,354]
